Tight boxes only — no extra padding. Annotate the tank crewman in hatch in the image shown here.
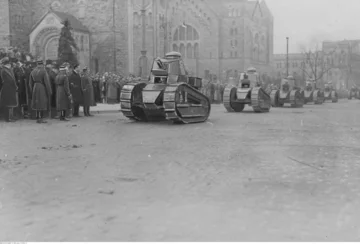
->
[29,60,52,124]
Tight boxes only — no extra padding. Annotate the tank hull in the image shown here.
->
[120,82,211,124]
[223,86,271,113]
[304,90,324,104]
[270,89,304,108]
[324,90,338,103]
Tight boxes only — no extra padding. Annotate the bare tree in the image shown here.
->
[299,44,336,88]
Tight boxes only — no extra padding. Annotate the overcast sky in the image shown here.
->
[265,0,360,53]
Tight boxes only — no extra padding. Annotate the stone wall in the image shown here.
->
[0,0,10,47]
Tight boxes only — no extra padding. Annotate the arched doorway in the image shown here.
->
[45,37,59,61]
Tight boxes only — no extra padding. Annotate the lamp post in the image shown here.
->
[113,0,117,72]
[139,0,148,79]
[286,37,289,77]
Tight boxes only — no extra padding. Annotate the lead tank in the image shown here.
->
[223,67,271,113]
[120,52,211,124]
[270,76,304,108]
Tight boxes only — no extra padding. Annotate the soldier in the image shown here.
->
[45,60,58,118]
[29,60,52,123]
[55,65,72,121]
[81,67,95,117]
[13,59,28,118]
[0,57,18,122]
[241,74,251,88]
[68,63,84,117]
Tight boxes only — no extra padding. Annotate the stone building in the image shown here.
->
[273,53,305,80]
[0,0,274,80]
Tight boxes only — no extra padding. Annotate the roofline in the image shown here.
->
[29,9,52,35]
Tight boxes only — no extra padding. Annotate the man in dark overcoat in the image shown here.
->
[13,59,28,118]
[29,60,52,123]
[45,60,58,114]
[81,67,95,117]
[55,65,72,121]
[68,64,83,117]
[0,57,18,122]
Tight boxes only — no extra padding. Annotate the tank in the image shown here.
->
[348,86,359,100]
[270,76,304,108]
[303,80,325,105]
[323,82,338,103]
[120,52,211,124]
[223,67,271,113]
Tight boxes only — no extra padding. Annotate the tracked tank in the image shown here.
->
[270,76,304,108]
[120,52,211,124]
[324,82,338,103]
[223,67,271,113]
[303,80,324,105]
[348,85,359,100]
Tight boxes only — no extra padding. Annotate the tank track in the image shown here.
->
[223,86,270,113]
[251,87,271,112]
[120,82,211,124]
[120,82,148,121]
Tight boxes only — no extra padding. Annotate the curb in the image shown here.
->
[93,110,121,114]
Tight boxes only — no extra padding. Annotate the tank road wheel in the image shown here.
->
[223,86,245,112]
[332,91,338,103]
[270,90,280,107]
[251,87,271,113]
[120,82,148,121]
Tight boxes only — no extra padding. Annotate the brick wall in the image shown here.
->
[0,0,10,47]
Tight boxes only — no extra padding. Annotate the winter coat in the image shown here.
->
[81,74,95,107]
[55,72,72,111]
[69,71,83,105]
[0,66,18,108]
[46,67,57,108]
[29,66,52,111]
[14,66,27,106]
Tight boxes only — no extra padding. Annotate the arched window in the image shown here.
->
[172,44,178,52]
[80,36,84,51]
[172,24,200,59]
[194,43,199,58]
[187,25,193,40]
[173,29,179,41]
[186,44,193,58]
[179,26,186,40]
[180,43,185,57]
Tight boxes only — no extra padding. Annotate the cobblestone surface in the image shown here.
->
[1,100,360,241]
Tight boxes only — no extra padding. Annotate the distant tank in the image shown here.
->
[120,52,211,124]
[303,80,324,105]
[223,67,271,113]
[348,85,359,100]
[270,76,304,108]
[324,82,338,103]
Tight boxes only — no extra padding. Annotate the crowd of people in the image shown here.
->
[0,57,101,123]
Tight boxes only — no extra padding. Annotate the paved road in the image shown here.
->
[1,100,360,241]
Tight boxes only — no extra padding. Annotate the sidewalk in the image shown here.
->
[91,103,224,115]
[92,103,121,114]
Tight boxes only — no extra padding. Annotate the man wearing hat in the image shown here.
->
[29,59,52,123]
[55,65,72,121]
[45,60,58,118]
[68,63,84,117]
[13,59,28,118]
[81,66,95,116]
[0,57,18,122]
